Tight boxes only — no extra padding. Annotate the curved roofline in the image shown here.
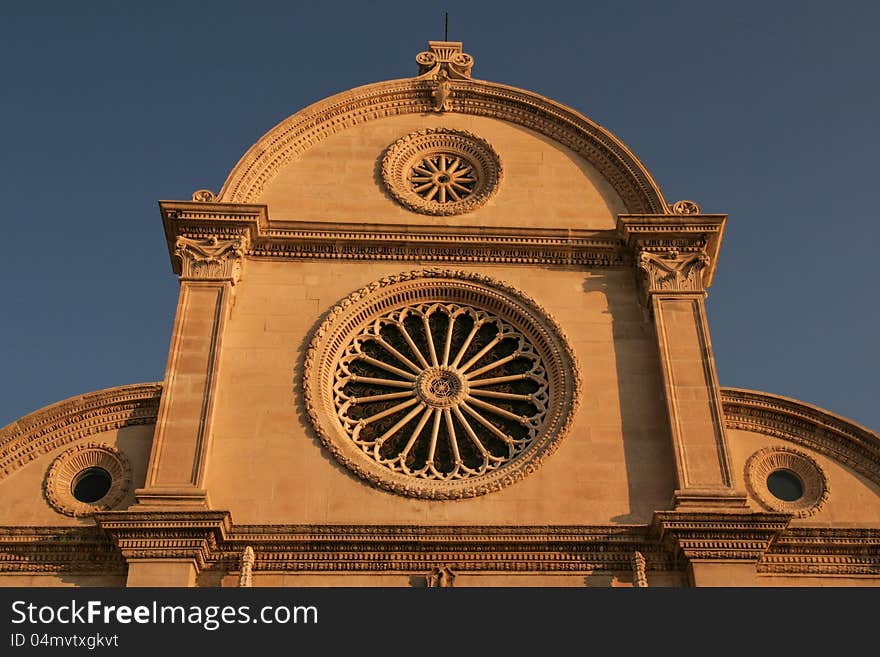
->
[720,387,880,487]
[0,383,161,481]
[216,75,670,214]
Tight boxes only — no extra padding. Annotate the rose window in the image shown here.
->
[336,302,548,481]
[381,129,502,216]
[304,270,579,499]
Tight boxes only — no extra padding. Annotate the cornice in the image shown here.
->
[652,510,792,562]
[218,524,672,574]
[3,521,879,579]
[720,387,880,488]
[758,527,880,575]
[0,526,125,575]
[213,76,668,214]
[0,383,161,481]
[95,510,232,569]
[160,202,625,271]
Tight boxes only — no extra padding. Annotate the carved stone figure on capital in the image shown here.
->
[427,565,456,587]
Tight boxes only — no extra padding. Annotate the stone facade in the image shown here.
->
[1,41,878,587]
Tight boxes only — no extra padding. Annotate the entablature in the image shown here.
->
[160,200,628,272]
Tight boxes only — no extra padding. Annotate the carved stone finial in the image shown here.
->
[426,565,456,587]
[416,41,474,79]
[191,189,216,203]
[632,551,648,588]
[238,546,255,587]
[671,199,701,215]
[432,69,454,112]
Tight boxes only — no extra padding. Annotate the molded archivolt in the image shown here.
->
[216,76,669,214]
[0,383,161,482]
[720,387,880,488]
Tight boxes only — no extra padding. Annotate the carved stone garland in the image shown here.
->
[304,269,580,499]
[381,129,502,216]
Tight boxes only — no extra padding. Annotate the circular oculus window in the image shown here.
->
[744,447,828,517]
[304,269,580,499]
[381,129,502,216]
[44,443,133,517]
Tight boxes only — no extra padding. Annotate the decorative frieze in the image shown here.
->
[160,201,626,267]
[4,518,879,581]
[0,527,125,575]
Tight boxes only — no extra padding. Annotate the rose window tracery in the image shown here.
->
[335,303,548,481]
[381,129,502,216]
[410,154,476,204]
[304,270,579,499]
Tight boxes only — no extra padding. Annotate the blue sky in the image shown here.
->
[1,1,878,432]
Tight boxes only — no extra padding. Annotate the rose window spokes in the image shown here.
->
[410,154,476,203]
[334,303,549,481]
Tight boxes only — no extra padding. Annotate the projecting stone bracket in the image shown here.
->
[95,510,232,587]
[651,510,792,586]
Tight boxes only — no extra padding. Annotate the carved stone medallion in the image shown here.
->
[744,447,828,517]
[381,129,502,216]
[304,269,579,499]
[44,442,133,517]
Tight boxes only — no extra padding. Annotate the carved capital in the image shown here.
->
[637,249,710,296]
[174,235,245,283]
[416,40,474,79]
[617,214,726,300]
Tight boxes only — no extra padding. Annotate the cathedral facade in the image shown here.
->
[2,42,878,587]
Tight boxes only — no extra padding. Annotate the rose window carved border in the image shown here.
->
[381,129,502,216]
[44,442,133,517]
[744,447,829,517]
[304,269,580,499]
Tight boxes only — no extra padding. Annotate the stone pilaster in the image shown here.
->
[135,234,245,509]
[618,210,747,509]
